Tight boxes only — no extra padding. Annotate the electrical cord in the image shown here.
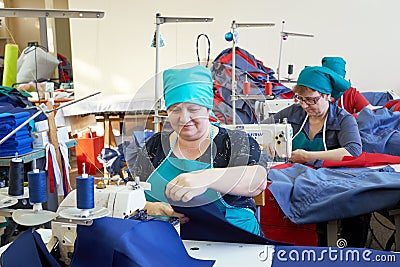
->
[196,34,210,68]
[20,45,42,105]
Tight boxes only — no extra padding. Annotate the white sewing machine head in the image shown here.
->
[255,99,295,121]
[52,182,146,265]
[225,123,293,163]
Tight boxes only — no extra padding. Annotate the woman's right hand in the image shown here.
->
[265,143,277,158]
[144,202,189,224]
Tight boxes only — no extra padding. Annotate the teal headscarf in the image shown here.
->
[321,56,346,78]
[163,65,214,110]
[297,66,351,100]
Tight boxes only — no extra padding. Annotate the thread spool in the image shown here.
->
[12,167,57,226]
[264,82,273,96]
[28,169,47,204]
[288,64,294,75]
[8,157,24,197]
[243,81,251,95]
[76,174,94,217]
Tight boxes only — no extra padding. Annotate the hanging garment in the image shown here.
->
[211,47,292,123]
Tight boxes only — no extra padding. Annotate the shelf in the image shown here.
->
[0,139,77,166]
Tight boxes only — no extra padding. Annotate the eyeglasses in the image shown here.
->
[294,94,323,105]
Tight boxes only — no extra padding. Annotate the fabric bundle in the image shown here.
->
[0,112,33,157]
[211,47,292,123]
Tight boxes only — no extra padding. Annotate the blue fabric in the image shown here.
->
[0,111,31,140]
[0,134,33,157]
[357,107,400,156]
[163,65,214,110]
[0,128,29,137]
[263,103,362,157]
[70,216,214,267]
[268,163,400,224]
[0,146,33,157]
[0,136,33,148]
[0,230,60,267]
[172,196,287,245]
[0,105,47,122]
[322,56,346,77]
[297,66,351,100]
[361,91,392,106]
[0,112,29,132]
[272,246,400,266]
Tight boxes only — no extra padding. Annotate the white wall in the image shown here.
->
[69,0,400,99]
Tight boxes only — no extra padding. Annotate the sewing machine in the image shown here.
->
[51,181,146,265]
[255,99,295,120]
[225,123,293,163]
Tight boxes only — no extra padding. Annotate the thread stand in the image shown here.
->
[12,169,57,226]
[58,206,109,221]
[277,21,314,83]
[12,204,57,226]
[227,20,275,125]
[0,195,18,209]
[58,171,110,221]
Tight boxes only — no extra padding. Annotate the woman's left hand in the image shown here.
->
[289,149,310,163]
[165,171,210,202]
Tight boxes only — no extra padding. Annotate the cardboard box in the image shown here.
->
[32,131,49,148]
[31,127,70,148]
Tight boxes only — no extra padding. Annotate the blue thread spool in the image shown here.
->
[8,157,24,197]
[76,174,94,211]
[28,169,47,204]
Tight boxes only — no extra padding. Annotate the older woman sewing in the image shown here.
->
[263,66,362,164]
[130,65,267,236]
[263,66,368,247]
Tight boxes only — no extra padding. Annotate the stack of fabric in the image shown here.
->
[0,111,33,157]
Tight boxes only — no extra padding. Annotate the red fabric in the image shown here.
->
[322,152,400,168]
[47,149,55,194]
[279,91,295,99]
[260,183,318,246]
[337,87,370,115]
[384,100,400,112]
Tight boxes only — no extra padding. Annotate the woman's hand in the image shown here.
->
[265,143,277,158]
[165,171,210,202]
[289,149,310,163]
[144,202,189,223]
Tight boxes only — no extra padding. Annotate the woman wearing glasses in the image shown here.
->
[263,66,366,247]
[263,66,362,164]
